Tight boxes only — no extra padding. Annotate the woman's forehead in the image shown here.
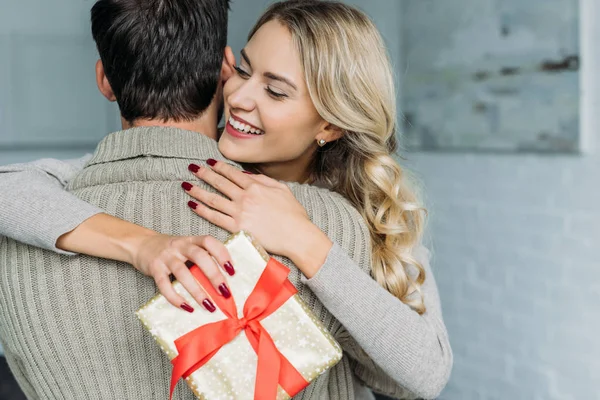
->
[245,21,303,78]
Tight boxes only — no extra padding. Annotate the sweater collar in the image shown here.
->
[86,127,228,167]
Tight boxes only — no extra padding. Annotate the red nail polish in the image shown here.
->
[188,201,198,210]
[218,284,231,299]
[181,303,194,313]
[224,261,235,276]
[202,299,216,313]
[181,182,193,191]
[242,171,254,175]
[207,159,217,167]
[188,163,200,173]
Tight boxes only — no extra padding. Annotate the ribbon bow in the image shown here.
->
[169,258,309,399]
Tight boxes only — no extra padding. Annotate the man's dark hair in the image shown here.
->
[91,0,230,122]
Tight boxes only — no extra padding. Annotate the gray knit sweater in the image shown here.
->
[0,127,451,399]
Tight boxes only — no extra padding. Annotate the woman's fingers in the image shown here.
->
[186,236,235,277]
[168,257,219,312]
[146,235,237,314]
[152,262,198,312]
[188,162,242,199]
[182,184,237,217]
[187,199,238,232]
[201,159,255,190]
[182,246,232,302]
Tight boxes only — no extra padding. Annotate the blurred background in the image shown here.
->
[1,0,598,399]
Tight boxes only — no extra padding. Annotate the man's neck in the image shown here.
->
[120,110,219,140]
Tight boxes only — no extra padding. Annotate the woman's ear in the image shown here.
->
[221,46,236,83]
[317,123,344,144]
[95,60,116,102]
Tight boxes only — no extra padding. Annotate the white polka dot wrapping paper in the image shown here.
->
[136,231,343,400]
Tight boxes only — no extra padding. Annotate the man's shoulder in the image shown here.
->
[285,182,361,218]
[285,182,370,257]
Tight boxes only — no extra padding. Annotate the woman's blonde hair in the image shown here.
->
[249,0,427,313]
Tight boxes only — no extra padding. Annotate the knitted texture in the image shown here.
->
[0,127,451,399]
[0,155,100,255]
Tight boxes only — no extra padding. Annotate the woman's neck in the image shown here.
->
[249,159,312,184]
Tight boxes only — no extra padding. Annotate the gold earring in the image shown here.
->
[317,139,327,147]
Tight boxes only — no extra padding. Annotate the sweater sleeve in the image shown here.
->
[0,155,103,255]
[301,242,452,399]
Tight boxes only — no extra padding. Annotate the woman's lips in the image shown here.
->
[230,113,262,132]
[225,121,263,139]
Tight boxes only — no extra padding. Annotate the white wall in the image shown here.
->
[404,0,600,398]
[0,0,121,165]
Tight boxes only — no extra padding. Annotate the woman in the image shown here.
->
[0,1,451,398]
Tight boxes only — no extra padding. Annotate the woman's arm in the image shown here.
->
[185,160,452,399]
[0,157,234,313]
[302,243,452,399]
[0,155,102,254]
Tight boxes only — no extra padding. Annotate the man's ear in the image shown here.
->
[95,60,116,102]
[316,123,344,144]
[221,46,236,83]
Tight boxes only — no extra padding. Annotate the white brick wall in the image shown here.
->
[406,152,599,399]
[405,1,600,396]
[393,0,600,397]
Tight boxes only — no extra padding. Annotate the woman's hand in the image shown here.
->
[183,159,333,277]
[130,232,236,313]
[57,212,235,313]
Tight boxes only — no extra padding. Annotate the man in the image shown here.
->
[0,0,390,398]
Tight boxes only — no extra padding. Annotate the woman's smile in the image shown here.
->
[224,113,265,139]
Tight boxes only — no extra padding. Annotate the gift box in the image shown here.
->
[136,231,343,400]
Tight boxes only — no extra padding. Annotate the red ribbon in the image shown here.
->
[169,258,309,399]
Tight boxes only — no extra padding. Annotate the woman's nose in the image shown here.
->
[227,80,256,112]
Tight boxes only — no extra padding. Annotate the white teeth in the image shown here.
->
[229,116,264,135]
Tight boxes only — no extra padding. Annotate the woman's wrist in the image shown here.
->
[118,224,161,267]
[56,213,159,266]
[285,220,333,279]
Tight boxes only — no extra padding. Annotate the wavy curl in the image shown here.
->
[250,0,427,313]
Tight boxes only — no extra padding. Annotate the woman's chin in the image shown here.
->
[218,140,258,165]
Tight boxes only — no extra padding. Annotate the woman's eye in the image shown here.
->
[234,66,250,78]
[266,87,287,99]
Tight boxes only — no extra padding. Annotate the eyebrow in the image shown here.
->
[240,49,252,68]
[263,72,298,91]
[240,49,298,91]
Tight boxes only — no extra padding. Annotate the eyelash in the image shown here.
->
[266,88,287,99]
[233,66,288,100]
[233,65,250,78]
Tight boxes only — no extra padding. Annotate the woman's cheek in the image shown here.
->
[262,107,292,137]
[223,75,241,100]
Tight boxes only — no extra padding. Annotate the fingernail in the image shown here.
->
[185,260,195,269]
[207,158,217,167]
[224,261,235,276]
[202,299,216,313]
[243,171,254,175]
[188,163,200,173]
[181,182,193,191]
[218,284,231,299]
[188,201,198,210]
[181,303,194,313]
